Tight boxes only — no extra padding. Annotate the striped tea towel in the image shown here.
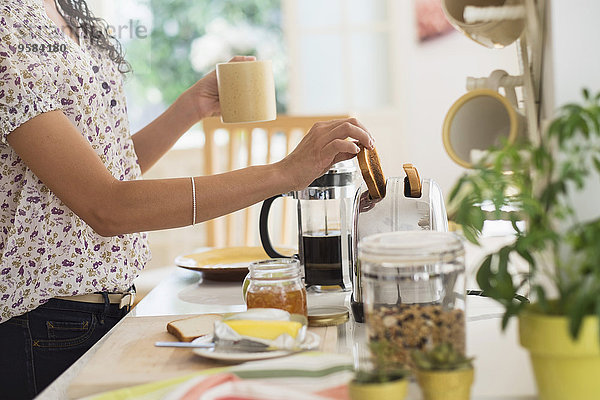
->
[86,352,354,400]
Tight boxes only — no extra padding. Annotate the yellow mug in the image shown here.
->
[216,60,277,123]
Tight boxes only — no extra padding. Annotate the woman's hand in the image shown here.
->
[133,56,256,172]
[183,55,256,121]
[279,118,375,191]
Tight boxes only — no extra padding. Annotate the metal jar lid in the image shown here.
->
[307,306,350,327]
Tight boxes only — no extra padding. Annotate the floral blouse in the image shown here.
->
[0,0,151,322]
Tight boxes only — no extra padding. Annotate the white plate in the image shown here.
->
[192,331,321,362]
[174,247,295,282]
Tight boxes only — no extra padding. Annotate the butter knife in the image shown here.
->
[154,340,274,352]
[155,341,216,349]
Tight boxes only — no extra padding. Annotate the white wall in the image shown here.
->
[85,0,105,16]
[349,1,519,197]
[285,1,519,196]
[544,0,600,110]
[543,0,600,222]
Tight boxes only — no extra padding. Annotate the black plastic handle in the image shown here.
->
[259,194,290,259]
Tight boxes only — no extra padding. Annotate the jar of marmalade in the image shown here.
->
[246,259,307,317]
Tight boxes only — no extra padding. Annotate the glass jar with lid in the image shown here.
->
[359,231,466,370]
[245,258,307,317]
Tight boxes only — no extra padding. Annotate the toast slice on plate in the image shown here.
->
[167,314,223,342]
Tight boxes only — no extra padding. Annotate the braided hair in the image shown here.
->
[54,0,132,73]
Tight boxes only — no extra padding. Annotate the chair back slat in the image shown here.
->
[200,115,349,249]
[203,127,216,246]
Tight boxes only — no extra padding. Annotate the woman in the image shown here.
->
[0,0,373,398]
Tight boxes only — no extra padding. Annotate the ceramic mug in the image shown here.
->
[216,60,277,123]
[441,0,525,48]
[442,70,525,168]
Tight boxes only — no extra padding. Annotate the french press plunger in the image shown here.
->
[259,160,358,292]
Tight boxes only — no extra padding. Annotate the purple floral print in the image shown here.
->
[0,0,151,322]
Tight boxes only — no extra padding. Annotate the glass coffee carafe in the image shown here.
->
[260,160,358,292]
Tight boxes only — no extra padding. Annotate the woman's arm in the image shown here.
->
[8,110,371,237]
[132,56,254,173]
[130,93,200,174]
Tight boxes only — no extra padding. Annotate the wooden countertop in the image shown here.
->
[66,314,338,399]
[38,261,537,400]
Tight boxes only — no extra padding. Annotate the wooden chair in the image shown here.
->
[133,115,346,305]
[201,115,348,249]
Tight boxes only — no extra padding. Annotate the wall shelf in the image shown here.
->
[461,0,547,146]
[517,0,546,145]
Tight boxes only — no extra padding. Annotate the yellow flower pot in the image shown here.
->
[348,378,408,400]
[519,313,600,400]
[415,368,474,400]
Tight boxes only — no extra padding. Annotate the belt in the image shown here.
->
[57,291,135,309]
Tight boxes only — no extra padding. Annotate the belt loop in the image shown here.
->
[100,292,110,325]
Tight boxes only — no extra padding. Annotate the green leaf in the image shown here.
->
[569,307,585,339]
[447,89,600,341]
[501,309,511,329]
[495,248,516,300]
[583,108,600,135]
[548,118,562,138]
[535,286,549,313]
[593,157,600,174]
[510,217,522,235]
[575,113,590,138]
[476,255,494,294]
[461,225,480,245]
[501,302,518,330]
[515,245,535,268]
[568,281,592,339]
[448,176,466,202]
[583,88,590,100]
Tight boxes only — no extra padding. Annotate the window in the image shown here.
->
[283,0,394,114]
[91,0,286,138]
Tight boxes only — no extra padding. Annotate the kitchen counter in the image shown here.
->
[37,249,537,399]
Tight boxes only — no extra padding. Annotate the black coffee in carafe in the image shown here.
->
[303,232,349,288]
[259,160,358,293]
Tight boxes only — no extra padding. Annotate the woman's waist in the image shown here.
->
[0,240,150,276]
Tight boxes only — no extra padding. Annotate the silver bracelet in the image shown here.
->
[191,177,197,225]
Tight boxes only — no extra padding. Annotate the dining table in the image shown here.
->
[36,240,538,400]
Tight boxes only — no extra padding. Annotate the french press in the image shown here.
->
[259,160,358,292]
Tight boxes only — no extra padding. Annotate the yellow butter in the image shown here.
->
[224,320,303,341]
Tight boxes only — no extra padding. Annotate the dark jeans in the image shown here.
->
[0,296,129,399]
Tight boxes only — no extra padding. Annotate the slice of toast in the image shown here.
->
[166,314,223,342]
[357,145,386,199]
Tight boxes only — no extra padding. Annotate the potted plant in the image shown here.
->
[349,340,409,400]
[449,89,600,400]
[411,342,474,400]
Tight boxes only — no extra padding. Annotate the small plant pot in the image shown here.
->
[415,368,474,400]
[519,313,600,400]
[348,378,408,400]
